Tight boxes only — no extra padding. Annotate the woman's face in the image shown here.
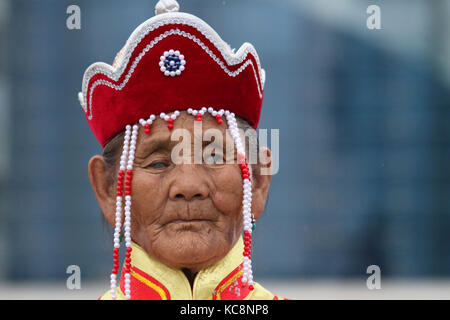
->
[89,112,271,272]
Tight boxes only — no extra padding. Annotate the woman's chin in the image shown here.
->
[154,231,226,271]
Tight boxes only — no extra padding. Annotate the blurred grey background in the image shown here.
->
[0,0,449,299]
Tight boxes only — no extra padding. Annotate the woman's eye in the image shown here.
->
[204,152,224,164]
[148,161,168,169]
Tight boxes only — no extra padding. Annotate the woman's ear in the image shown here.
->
[251,147,272,220]
[88,155,116,227]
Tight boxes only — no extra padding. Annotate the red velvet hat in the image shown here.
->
[78,0,266,148]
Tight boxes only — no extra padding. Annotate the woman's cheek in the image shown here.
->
[211,167,243,216]
[132,172,166,225]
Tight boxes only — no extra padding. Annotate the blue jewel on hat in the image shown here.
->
[159,49,186,77]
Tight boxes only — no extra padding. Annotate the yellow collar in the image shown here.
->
[118,235,251,300]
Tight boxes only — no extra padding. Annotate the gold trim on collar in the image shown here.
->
[130,269,168,300]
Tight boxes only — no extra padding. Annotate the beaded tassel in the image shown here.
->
[139,115,156,134]
[122,124,139,299]
[110,125,132,299]
[159,111,180,130]
[224,111,255,291]
[187,107,206,121]
[207,107,224,125]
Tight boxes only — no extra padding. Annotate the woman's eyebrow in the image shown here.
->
[138,129,230,155]
[202,139,226,151]
[138,134,171,155]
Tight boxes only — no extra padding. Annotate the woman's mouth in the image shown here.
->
[168,218,213,224]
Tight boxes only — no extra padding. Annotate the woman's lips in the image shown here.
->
[168,219,213,224]
[161,204,219,227]
[164,218,214,232]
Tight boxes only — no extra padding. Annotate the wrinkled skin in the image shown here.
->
[88,112,272,280]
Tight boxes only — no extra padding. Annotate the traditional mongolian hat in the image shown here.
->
[78,0,265,299]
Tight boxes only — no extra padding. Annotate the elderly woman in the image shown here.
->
[79,0,279,300]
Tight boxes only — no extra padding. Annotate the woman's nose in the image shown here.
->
[168,165,209,201]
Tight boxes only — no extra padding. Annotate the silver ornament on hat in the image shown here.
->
[155,0,180,15]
